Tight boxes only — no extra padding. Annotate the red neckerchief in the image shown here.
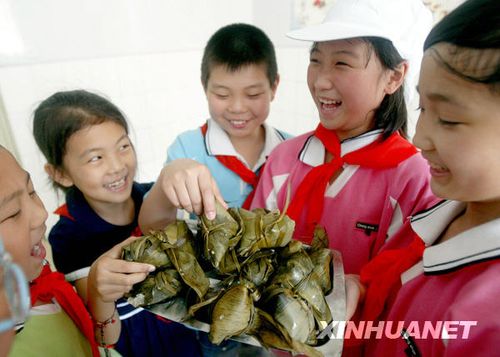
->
[286,124,418,243]
[360,230,425,322]
[30,264,100,357]
[54,204,75,222]
[201,122,263,209]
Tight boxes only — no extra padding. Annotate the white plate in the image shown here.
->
[148,249,346,356]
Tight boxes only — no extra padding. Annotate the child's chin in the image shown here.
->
[28,262,44,282]
[318,117,337,128]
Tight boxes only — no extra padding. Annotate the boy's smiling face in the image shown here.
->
[205,63,278,142]
[414,43,500,203]
[0,148,48,281]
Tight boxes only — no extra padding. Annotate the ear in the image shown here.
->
[44,163,73,188]
[270,74,280,101]
[385,61,408,95]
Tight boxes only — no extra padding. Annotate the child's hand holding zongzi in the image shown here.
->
[86,236,156,346]
[88,236,156,303]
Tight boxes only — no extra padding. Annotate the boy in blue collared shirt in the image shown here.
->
[140,23,291,357]
[141,23,291,232]
[167,118,288,209]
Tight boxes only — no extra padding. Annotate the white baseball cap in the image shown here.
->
[288,0,433,102]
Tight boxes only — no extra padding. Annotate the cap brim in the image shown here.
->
[287,22,392,42]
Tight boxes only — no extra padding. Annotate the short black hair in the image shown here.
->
[424,0,500,91]
[33,90,129,189]
[201,23,278,89]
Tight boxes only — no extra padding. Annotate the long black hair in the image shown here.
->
[364,37,408,138]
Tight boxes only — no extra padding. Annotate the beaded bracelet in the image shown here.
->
[93,308,117,329]
[93,308,118,357]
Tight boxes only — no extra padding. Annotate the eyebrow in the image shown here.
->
[333,49,359,57]
[78,134,129,159]
[0,172,30,208]
[311,46,359,58]
[211,83,265,90]
[416,86,465,108]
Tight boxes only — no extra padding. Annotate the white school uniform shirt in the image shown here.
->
[166,118,291,208]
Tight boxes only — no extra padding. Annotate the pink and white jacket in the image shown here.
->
[251,129,438,274]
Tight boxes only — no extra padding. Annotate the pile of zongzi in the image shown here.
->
[122,203,333,357]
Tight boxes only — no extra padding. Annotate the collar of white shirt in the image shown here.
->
[411,200,500,273]
[299,129,383,167]
[204,118,286,170]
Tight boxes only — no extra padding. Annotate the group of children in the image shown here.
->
[1,0,499,356]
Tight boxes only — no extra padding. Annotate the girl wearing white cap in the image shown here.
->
[251,0,438,275]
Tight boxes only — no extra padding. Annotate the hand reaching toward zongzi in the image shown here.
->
[87,236,156,346]
[139,159,227,233]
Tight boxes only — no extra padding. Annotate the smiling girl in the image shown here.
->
[250,0,438,275]
[360,0,500,354]
[0,144,157,356]
[32,90,199,356]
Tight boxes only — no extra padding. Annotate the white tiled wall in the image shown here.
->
[0,1,290,225]
[0,47,315,233]
[0,0,430,233]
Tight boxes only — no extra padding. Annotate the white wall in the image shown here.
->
[1,0,464,232]
[0,0,316,231]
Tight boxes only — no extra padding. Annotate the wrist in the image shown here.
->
[92,306,118,347]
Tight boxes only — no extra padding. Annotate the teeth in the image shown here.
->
[230,120,245,125]
[319,99,341,105]
[430,162,447,171]
[32,243,41,256]
[106,177,125,189]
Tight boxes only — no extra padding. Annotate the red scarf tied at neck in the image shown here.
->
[201,123,263,209]
[360,230,425,322]
[341,230,425,347]
[30,264,100,357]
[286,124,418,243]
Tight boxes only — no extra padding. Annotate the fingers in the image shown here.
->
[345,274,364,321]
[183,168,205,215]
[162,159,222,219]
[164,172,203,215]
[164,182,181,208]
[91,257,155,301]
[98,236,144,261]
[94,271,148,302]
[95,256,155,278]
[199,175,217,220]
[212,177,227,209]
[99,272,149,300]
[100,270,151,289]
[112,260,156,275]
[162,160,202,213]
